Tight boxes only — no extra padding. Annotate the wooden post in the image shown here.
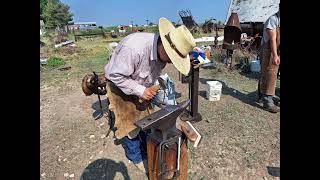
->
[178,139,188,180]
[147,135,160,180]
[147,134,188,180]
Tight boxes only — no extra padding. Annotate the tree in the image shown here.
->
[42,0,73,29]
[40,0,48,18]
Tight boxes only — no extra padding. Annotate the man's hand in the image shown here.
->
[272,54,280,65]
[141,87,157,101]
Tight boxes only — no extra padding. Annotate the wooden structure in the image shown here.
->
[74,27,106,41]
[147,132,188,180]
[223,12,242,69]
[178,10,199,33]
[225,0,280,51]
[67,21,97,32]
[201,19,224,34]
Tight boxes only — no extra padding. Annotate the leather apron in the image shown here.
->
[260,27,280,96]
[106,81,154,139]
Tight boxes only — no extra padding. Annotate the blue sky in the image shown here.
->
[61,0,230,27]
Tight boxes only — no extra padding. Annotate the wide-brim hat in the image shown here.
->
[159,17,196,75]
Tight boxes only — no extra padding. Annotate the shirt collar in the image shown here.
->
[150,33,166,69]
[150,34,160,61]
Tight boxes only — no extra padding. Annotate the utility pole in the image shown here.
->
[146,19,149,32]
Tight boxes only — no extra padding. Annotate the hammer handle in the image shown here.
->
[138,84,161,103]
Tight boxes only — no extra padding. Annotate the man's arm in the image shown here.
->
[267,28,280,65]
[106,48,146,97]
[265,15,280,65]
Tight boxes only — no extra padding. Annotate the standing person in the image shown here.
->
[104,17,196,173]
[259,4,280,113]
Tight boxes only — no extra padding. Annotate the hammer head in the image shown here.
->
[157,76,167,90]
[135,100,190,131]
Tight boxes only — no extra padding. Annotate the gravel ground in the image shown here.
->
[40,62,280,180]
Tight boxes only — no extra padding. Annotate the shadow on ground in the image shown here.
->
[239,71,260,80]
[91,99,110,120]
[91,99,119,143]
[199,77,280,109]
[199,78,262,109]
[80,158,131,180]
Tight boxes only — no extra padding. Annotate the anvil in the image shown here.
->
[135,100,190,140]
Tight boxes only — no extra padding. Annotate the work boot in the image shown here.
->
[273,96,280,106]
[263,104,280,113]
[262,95,280,113]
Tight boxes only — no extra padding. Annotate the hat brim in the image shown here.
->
[159,18,191,75]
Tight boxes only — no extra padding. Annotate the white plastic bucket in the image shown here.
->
[250,60,261,72]
[206,81,222,101]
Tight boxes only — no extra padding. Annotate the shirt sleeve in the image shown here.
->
[105,47,146,97]
[265,16,278,30]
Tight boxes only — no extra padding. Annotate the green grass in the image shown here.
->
[47,57,65,67]
[40,37,114,87]
[75,28,104,35]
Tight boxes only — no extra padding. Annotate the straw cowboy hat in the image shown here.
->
[159,17,196,75]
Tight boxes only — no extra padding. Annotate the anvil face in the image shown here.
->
[134,100,190,131]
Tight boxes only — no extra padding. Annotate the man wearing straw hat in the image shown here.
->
[259,3,280,113]
[104,17,196,173]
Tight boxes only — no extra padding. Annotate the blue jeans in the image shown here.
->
[122,130,149,164]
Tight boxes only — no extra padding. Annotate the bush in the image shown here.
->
[47,57,65,67]
[147,26,159,33]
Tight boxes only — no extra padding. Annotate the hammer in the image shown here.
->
[138,77,167,105]
[140,77,168,115]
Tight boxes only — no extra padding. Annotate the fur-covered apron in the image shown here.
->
[106,81,154,139]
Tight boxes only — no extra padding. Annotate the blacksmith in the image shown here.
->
[259,4,280,113]
[104,17,196,172]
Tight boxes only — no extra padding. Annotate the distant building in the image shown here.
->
[118,25,129,33]
[67,22,97,31]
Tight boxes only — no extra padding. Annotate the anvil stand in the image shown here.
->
[180,61,202,122]
[135,100,191,180]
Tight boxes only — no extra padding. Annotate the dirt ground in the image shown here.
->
[40,59,280,179]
